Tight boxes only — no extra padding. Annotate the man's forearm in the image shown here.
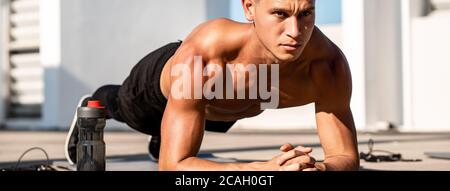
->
[162,157,264,171]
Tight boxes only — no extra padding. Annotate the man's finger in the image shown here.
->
[280,144,313,154]
[277,150,306,166]
[284,155,316,166]
[294,146,313,154]
[280,143,294,152]
[279,163,308,171]
[302,168,318,171]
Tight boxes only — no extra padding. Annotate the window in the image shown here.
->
[4,0,43,119]
[229,0,342,25]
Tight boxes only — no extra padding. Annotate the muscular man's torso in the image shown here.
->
[159,19,341,122]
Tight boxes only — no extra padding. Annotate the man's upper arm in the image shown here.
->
[159,95,206,170]
[158,44,207,170]
[312,52,359,167]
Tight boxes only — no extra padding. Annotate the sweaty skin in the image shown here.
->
[158,0,359,171]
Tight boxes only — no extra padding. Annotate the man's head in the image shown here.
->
[242,0,316,62]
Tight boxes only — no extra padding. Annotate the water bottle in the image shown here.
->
[76,100,106,171]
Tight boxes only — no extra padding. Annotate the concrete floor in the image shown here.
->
[1,129,449,171]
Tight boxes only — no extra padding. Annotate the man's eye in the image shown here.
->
[301,11,312,17]
[274,11,288,18]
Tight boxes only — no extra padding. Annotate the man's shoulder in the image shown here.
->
[183,18,247,59]
[309,35,348,78]
[308,35,352,104]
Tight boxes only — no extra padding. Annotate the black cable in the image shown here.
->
[360,139,422,162]
[14,147,51,170]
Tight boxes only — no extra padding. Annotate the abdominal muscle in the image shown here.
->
[204,103,264,121]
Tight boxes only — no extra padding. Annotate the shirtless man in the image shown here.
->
[65,0,359,171]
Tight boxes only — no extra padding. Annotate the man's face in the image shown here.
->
[251,0,316,62]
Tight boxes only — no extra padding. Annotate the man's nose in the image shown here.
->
[285,17,300,39]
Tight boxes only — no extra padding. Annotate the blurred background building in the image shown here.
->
[0,0,449,132]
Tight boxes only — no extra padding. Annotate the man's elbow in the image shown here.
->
[159,160,183,171]
[345,153,360,171]
[339,155,360,171]
[158,157,191,171]
[345,155,360,171]
[353,157,360,170]
[324,155,360,171]
[158,163,177,171]
[345,158,360,171]
[159,163,186,171]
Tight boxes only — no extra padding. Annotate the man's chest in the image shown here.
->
[277,76,316,108]
[204,76,316,117]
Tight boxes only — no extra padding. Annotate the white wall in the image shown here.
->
[364,0,403,128]
[341,0,367,130]
[342,0,404,131]
[407,10,450,131]
[45,0,214,129]
[39,0,61,129]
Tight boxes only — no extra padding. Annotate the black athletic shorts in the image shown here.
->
[117,41,236,136]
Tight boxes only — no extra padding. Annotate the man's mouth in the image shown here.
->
[280,43,302,51]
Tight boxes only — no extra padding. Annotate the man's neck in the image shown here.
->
[236,25,305,72]
[233,25,280,65]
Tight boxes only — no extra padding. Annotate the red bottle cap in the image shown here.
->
[87,100,105,109]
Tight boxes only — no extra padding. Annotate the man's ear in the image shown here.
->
[242,0,257,22]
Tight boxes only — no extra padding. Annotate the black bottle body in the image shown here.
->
[76,106,106,171]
